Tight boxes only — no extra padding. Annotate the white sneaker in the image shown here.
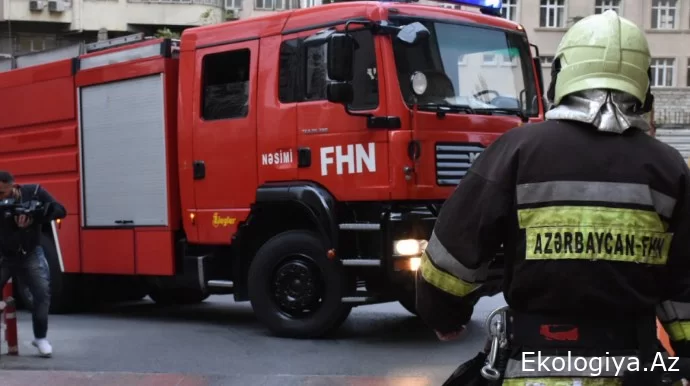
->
[31,338,52,357]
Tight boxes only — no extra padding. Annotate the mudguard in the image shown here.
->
[255,181,339,249]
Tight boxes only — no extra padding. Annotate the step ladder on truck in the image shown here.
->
[0,0,547,339]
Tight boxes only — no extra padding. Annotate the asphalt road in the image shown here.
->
[0,294,507,385]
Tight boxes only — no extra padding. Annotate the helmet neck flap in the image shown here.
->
[545,89,653,134]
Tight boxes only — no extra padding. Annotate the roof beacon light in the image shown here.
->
[441,0,503,16]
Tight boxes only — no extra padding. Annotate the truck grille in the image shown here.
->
[435,143,485,186]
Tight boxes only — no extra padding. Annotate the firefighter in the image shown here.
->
[415,10,690,385]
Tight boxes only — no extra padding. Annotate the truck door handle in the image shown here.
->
[193,160,205,180]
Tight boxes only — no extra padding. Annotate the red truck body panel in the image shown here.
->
[0,59,82,273]
[0,1,543,279]
[0,38,181,276]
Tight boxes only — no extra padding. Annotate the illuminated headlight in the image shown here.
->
[409,257,421,271]
[393,239,428,257]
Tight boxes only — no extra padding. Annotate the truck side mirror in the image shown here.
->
[533,57,545,100]
[326,33,355,82]
[326,82,353,104]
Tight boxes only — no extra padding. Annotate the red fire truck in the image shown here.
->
[0,0,546,338]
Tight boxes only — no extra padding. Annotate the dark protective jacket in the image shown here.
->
[416,119,690,358]
[0,184,67,258]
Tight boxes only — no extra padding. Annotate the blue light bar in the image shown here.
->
[443,0,502,9]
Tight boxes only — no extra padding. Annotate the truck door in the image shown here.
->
[295,28,389,200]
[191,40,259,241]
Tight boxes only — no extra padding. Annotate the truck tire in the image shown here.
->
[248,230,352,339]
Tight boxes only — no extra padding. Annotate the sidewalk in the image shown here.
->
[0,370,434,386]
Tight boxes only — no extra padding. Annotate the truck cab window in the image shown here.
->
[302,29,379,110]
[201,49,250,121]
[392,20,539,117]
[279,39,301,103]
[305,44,329,101]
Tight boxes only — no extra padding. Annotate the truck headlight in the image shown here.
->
[409,257,421,271]
[393,239,428,257]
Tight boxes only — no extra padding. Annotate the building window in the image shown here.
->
[594,0,620,14]
[686,58,690,87]
[275,0,299,10]
[201,49,250,120]
[651,0,677,29]
[482,53,497,65]
[254,0,271,10]
[501,0,518,20]
[651,58,675,87]
[255,0,298,10]
[539,0,566,28]
[16,34,57,54]
[540,56,555,66]
[458,54,466,66]
[303,0,319,7]
[225,0,241,9]
[500,53,518,67]
[437,2,461,9]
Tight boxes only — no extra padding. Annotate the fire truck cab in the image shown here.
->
[0,0,545,338]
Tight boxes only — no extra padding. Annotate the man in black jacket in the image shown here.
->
[0,171,66,358]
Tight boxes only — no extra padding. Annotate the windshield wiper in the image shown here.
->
[416,103,475,118]
[473,108,529,123]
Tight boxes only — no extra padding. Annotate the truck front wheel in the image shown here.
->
[248,230,352,339]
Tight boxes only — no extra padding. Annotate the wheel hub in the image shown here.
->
[273,258,323,317]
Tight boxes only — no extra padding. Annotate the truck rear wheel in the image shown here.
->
[248,230,352,339]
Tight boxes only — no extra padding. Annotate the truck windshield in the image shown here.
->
[392,18,540,117]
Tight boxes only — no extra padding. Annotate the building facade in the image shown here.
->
[498,0,690,126]
[0,0,314,56]
[0,0,687,126]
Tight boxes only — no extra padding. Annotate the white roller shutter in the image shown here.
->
[79,73,169,227]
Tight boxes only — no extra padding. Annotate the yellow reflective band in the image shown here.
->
[518,206,666,232]
[503,378,623,386]
[525,227,672,264]
[420,252,479,297]
[663,320,690,342]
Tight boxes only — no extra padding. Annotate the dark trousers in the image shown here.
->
[0,246,50,339]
